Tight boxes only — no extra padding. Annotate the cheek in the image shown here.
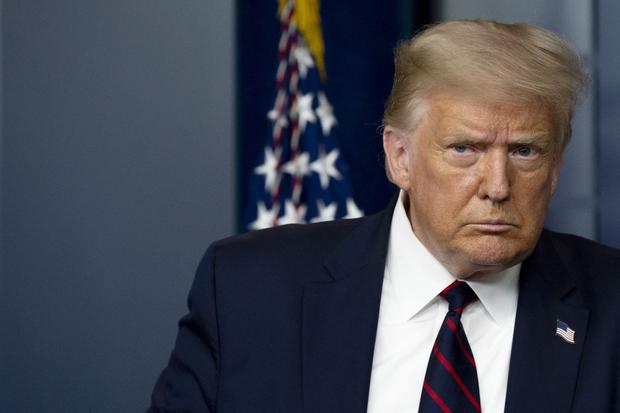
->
[513,170,555,204]
[410,174,473,226]
[431,170,480,206]
[510,172,556,229]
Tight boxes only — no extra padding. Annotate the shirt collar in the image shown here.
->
[466,265,520,324]
[386,191,520,325]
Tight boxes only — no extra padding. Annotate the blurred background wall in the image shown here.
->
[1,1,235,411]
[598,0,620,246]
[0,1,618,411]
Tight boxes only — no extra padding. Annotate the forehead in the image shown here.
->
[421,93,558,142]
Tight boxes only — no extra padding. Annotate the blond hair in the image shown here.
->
[383,20,588,148]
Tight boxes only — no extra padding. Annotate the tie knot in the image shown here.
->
[440,280,478,312]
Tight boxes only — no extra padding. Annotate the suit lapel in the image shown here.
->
[302,200,394,413]
[505,231,590,413]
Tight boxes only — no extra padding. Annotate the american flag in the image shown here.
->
[244,0,363,231]
[555,319,576,344]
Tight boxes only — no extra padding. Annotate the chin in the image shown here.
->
[457,236,530,272]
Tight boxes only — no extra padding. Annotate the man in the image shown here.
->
[149,20,620,412]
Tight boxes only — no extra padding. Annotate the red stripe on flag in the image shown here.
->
[433,344,481,412]
[423,381,452,413]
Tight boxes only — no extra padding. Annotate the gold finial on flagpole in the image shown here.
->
[278,0,327,80]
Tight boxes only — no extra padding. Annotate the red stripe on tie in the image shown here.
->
[445,318,476,367]
[440,280,462,298]
[433,344,481,412]
[423,381,452,413]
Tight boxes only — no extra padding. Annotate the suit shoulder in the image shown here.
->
[214,217,363,255]
[541,229,620,293]
[542,229,620,261]
[196,217,368,283]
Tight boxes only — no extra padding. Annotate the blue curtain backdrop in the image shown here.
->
[237,1,430,230]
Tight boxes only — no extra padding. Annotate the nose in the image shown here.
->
[477,149,510,203]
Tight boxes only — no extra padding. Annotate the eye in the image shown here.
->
[450,144,473,154]
[517,146,531,156]
[513,145,538,158]
[445,142,479,166]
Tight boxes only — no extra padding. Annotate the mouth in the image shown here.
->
[467,220,517,233]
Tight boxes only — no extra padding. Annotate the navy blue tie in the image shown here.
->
[419,280,481,413]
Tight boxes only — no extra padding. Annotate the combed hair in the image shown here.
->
[383,20,589,148]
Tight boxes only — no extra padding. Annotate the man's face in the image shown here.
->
[384,94,563,278]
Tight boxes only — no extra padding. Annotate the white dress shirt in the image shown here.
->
[367,192,520,413]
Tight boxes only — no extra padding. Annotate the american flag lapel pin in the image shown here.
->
[556,319,576,344]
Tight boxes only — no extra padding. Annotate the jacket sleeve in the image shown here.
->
[147,244,220,412]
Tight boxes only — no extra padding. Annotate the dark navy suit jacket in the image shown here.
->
[149,201,620,412]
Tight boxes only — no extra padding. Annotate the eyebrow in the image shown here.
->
[443,131,553,145]
[507,134,553,145]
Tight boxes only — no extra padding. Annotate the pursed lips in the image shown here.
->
[466,219,517,232]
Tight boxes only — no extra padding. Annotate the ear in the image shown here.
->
[383,126,412,191]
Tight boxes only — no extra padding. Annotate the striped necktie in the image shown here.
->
[419,280,481,413]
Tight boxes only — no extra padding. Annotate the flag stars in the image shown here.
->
[295,92,316,133]
[254,147,279,191]
[344,198,364,219]
[316,92,337,136]
[293,46,315,79]
[311,200,338,223]
[246,28,363,231]
[311,146,342,189]
[267,109,289,129]
[277,200,307,225]
[249,202,279,230]
[267,92,289,128]
[282,152,311,177]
